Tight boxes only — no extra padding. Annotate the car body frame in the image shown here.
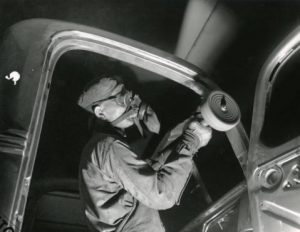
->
[0,18,265,232]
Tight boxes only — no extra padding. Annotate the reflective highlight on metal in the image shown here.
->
[179,182,247,232]
[260,201,300,227]
[250,148,300,231]
[49,30,209,96]
[259,166,282,190]
[283,164,300,190]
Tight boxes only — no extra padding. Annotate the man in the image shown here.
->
[78,76,212,232]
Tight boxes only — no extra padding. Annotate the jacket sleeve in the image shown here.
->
[104,138,193,210]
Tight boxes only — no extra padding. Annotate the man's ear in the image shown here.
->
[93,105,103,118]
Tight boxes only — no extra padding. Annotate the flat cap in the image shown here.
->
[78,77,124,113]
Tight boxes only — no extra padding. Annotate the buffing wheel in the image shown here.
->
[201,90,240,131]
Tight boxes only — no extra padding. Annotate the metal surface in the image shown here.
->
[247,25,300,232]
[237,192,253,232]
[283,164,300,190]
[259,166,283,190]
[260,201,300,227]
[179,182,247,232]
[249,147,300,231]
[227,123,249,174]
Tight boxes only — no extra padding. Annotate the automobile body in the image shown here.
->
[1,18,298,232]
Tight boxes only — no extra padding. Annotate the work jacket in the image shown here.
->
[79,129,194,232]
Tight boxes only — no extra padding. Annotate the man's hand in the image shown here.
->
[187,120,212,147]
[177,120,212,155]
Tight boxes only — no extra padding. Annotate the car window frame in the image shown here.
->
[0,19,247,231]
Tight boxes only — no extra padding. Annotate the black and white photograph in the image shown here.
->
[0,1,300,232]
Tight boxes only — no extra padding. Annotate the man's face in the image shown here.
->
[93,98,134,128]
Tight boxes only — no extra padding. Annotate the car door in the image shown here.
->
[247,25,300,232]
[0,19,247,232]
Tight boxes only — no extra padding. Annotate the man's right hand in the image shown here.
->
[178,120,212,155]
[187,120,212,148]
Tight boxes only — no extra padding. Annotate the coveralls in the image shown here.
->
[79,128,195,232]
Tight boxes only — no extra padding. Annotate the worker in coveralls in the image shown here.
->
[78,76,212,232]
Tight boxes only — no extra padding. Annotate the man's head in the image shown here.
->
[78,76,160,133]
[78,76,134,129]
